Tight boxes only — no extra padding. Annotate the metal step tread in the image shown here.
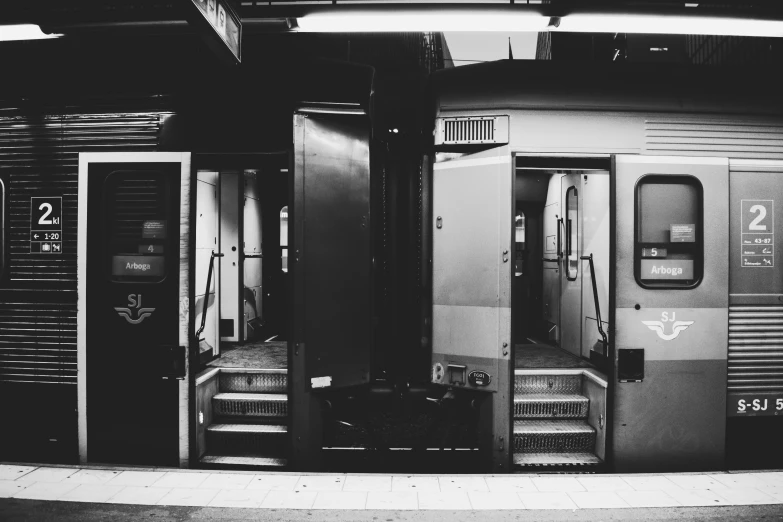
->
[207,423,287,434]
[214,393,287,401]
[513,394,589,419]
[200,454,287,468]
[513,420,595,434]
[514,452,602,466]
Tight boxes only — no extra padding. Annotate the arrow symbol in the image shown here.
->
[33,234,39,239]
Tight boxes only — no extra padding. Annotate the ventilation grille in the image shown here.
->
[728,305,783,392]
[436,116,508,146]
[0,301,77,384]
[644,119,783,159]
[111,175,168,240]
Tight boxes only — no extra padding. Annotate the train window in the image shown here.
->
[280,206,288,273]
[515,212,526,248]
[104,171,170,283]
[515,211,526,276]
[566,186,578,281]
[635,175,703,288]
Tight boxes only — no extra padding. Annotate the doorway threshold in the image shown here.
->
[207,341,287,370]
[515,343,595,370]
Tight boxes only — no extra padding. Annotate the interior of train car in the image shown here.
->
[194,155,290,367]
[512,155,611,470]
[514,156,610,365]
[193,154,291,469]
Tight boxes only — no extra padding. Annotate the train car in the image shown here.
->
[425,59,783,472]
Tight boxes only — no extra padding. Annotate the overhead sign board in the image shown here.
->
[186,0,242,64]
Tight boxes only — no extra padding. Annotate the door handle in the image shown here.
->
[502,250,509,263]
[436,216,443,229]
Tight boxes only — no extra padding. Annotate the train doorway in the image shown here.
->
[193,154,290,368]
[511,155,610,470]
[513,156,611,364]
[193,153,292,469]
[430,150,610,471]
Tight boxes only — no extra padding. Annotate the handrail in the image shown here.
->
[557,217,564,259]
[580,253,608,354]
[195,250,224,342]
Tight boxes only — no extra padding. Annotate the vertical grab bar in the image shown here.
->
[195,250,224,341]
[580,253,608,354]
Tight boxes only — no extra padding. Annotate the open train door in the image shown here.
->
[290,107,372,470]
[431,146,513,473]
[611,155,729,472]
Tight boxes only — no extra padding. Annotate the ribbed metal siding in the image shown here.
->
[645,119,783,159]
[0,110,166,385]
[728,305,783,392]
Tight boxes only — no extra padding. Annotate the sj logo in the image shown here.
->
[642,311,694,341]
[115,294,155,325]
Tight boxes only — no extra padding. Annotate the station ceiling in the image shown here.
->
[4,1,783,33]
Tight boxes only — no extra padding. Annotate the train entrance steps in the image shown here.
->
[513,370,606,469]
[197,368,288,469]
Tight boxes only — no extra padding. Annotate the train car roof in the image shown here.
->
[431,59,783,117]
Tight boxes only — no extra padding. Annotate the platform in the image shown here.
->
[1,463,782,510]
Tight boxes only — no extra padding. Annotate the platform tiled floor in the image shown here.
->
[2,464,782,510]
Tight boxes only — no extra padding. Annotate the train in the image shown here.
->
[1,42,782,473]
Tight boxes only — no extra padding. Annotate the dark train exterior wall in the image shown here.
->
[0,29,437,465]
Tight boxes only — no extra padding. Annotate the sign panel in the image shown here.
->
[741,199,774,268]
[112,255,166,277]
[468,370,491,387]
[728,393,783,417]
[641,247,668,258]
[187,0,241,64]
[142,220,168,239]
[640,259,694,280]
[30,197,62,254]
[670,223,696,242]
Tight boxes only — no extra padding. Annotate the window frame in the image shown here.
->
[633,173,704,290]
[565,185,579,281]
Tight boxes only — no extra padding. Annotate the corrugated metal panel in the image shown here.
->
[0,109,167,386]
[0,302,76,384]
[0,113,163,284]
[645,119,783,159]
[728,305,783,392]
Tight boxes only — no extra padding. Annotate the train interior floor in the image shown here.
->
[515,342,596,369]
[206,340,598,372]
[207,342,287,370]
